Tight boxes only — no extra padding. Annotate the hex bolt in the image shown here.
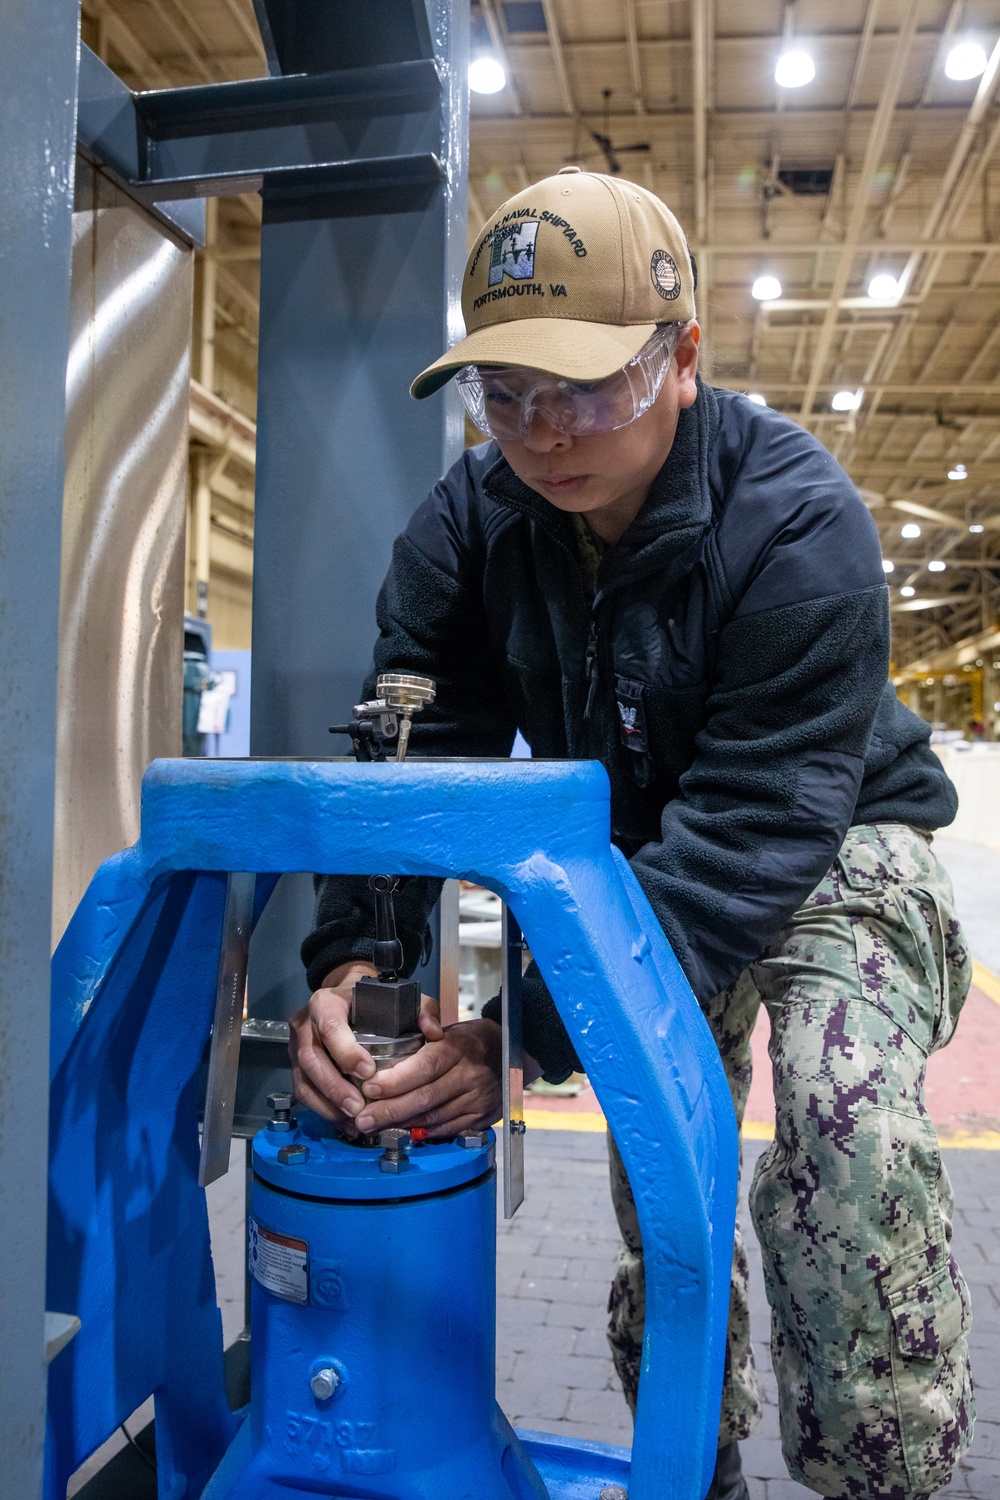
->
[277,1142,309,1165]
[378,1128,412,1174]
[310,1366,341,1402]
[456,1130,490,1149]
[267,1092,293,1133]
[599,1487,628,1500]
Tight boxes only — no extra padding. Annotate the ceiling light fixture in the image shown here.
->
[469,56,507,93]
[900,586,916,597]
[747,392,767,406]
[970,523,985,533]
[751,274,782,301]
[947,463,967,480]
[831,389,862,411]
[775,49,816,88]
[945,41,988,80]
[928,560,946,572]
[867,273,900,301]
[901,523,921,539]
[882,559,895,573]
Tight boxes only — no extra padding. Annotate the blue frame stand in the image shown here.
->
[46,758,737,1500]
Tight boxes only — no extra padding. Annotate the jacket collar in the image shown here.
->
[482,377,719,591]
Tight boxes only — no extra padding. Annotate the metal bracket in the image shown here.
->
[438,878,460,1027]
[198,871,256,1187]
[76,42,444,222]
[501,906,526,1218]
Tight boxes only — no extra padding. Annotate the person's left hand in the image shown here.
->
[354,999,502,1138]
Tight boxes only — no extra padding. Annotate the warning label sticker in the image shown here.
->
[249,1217,308,1303]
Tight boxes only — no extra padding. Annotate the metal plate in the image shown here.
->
[53,164,192,946]
[199,871,256,1186]
[501,905,525,1218]
[438,877,460,1026]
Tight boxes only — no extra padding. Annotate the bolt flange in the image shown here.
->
[277,1142,309,1165]
[457,1130,490,1149]
[599,1487,628,1500]
[310,1366,341,1402]
[267,1092,293,1133]
[378,1127,412,1174]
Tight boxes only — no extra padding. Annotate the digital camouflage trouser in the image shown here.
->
[607,823,975,1498]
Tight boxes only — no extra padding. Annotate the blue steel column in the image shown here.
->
[0,2,80,1494]
[248,0,468,1016]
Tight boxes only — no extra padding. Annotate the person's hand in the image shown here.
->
[354,1002,503,1139]
[288,961,381,1132]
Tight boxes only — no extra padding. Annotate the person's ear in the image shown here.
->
[674,321,700,409]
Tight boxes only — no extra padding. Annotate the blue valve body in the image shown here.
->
[203,1123,547,1500]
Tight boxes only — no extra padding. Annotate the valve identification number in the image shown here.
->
[249,1217,308,1303]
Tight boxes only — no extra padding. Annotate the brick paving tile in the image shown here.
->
[574,1326,616,1360]
[510,1350,611,1392]
[498,1378,572,1422]
[502,1320,578,1358]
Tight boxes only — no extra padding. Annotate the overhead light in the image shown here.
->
[469,56,506,93]
[775,49,816,88]
[945,41,988,81]
[882,559,895,573]
[900,585,916,597]
[747,392,767,406]
[928,560,946,572]
[970,523,985,533]
[947,463,967,480]
[901,522,921,538]
[752,274,782,301]
[867,272,900,301]
[831,389,861,411]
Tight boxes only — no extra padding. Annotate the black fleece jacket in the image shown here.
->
[302,381,957,1078]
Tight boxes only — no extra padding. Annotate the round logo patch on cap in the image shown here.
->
[650,249,681,301]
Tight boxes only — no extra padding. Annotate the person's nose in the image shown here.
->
[521,409,573,452]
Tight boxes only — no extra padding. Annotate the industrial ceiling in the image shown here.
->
[78,0,1000,678]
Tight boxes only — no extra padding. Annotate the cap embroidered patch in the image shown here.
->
[489,220,539,286]
[650,249,681,300]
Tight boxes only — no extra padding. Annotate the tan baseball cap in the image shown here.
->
[411,168,696,400]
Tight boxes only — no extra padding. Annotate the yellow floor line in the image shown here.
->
[523,1109,607,1134]
[972,959,1000,1009]
[525,1111,1000,1150]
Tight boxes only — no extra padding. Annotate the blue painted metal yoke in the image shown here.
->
[46,758,737,1500]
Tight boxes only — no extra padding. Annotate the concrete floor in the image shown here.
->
[67,833,1000,1497]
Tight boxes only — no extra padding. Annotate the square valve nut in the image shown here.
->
[351,976,420,1038]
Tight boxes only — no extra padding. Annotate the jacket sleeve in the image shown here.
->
[302,453,520,992]
[633,573,889,1004]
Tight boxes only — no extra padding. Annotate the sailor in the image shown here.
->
[290,170,974,1500]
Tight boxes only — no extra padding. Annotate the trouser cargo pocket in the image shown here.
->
[890,1257,975,1495]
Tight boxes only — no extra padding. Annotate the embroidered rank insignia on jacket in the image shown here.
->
[615,679,649,753]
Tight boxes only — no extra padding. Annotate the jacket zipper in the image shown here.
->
[583,615,599,720]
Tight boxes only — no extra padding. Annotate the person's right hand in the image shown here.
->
[288,960,379,1132]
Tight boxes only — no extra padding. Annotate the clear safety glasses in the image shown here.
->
[456,324,683,442]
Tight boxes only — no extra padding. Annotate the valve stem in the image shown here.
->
[375,673,435,762]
